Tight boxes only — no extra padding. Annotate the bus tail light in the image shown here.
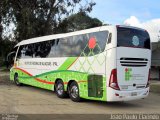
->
[146,69,150,88]
[109,69,120,90]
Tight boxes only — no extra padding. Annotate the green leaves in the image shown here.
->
[57,11,102,33]
[1,0,96,42]
[0,0,98,58]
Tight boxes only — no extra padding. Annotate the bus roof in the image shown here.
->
[15,25,145,47]
[15,26,114,47]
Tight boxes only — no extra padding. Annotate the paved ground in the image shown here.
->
[0,70,160,115]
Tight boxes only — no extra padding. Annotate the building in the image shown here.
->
[151,42,160,80]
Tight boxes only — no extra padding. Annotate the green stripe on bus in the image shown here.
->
[58,57,77,70]
[19,70,87,79]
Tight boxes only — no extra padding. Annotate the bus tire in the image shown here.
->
[69,81,81,102]
[55,80,67,98]
[14,73,22,86]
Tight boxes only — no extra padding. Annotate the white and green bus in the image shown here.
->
[10,25,151,102]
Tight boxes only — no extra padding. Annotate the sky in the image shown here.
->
[4,0,160,42]
[90,0,160,42]
[90,0,160,24]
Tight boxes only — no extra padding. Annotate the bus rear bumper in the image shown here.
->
[107,87,149,102]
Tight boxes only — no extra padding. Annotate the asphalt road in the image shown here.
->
[0,72,160,115]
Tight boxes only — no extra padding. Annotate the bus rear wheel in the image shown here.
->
[14,74,22,86]
[55,80,68,98]
[69,81,81,102]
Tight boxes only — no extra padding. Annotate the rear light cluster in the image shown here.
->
[109,68,150,90]
[146,69,150,88]
[109,69,120,90]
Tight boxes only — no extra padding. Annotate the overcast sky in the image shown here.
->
[90,0,160,42]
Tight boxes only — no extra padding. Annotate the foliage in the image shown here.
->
[57,12,102,33]
[0,39,16,66]
[2,0,96,42]
[0,0,103,64]
[0,39,16,57]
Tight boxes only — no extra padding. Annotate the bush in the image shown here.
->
[0,57,4,67]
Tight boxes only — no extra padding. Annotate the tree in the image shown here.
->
[3,0,96,42]
[57,12,102,33]
[0,0,96,61]
[0,1,4,42]
[0,0,10,57]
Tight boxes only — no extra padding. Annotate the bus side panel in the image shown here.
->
[10,46,20,82]
[9,28,112,101]
[69,51,107,101]
[106,48,117,101]
[11,57,68,90]
[10,54,106,100]
[10,68,15,81]
[105,26,117,101]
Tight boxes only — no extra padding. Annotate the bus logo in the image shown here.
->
[132,36,139,46]
[125,68,132,81]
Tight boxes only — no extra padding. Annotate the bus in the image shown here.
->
[10,25,151,102]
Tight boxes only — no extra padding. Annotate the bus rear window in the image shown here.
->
[117,27,150,49]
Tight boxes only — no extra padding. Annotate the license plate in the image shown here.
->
[131,92,137,96]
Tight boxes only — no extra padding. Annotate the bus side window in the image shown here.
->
[72,34,88,57]
[107,33,112,44]
[17,46,23,59]
[34,43,41,58]
[56,37,73,57]
[89,31,108,55]
[48,40,56,57]
[25,44,33,58]
[41,41,51,58]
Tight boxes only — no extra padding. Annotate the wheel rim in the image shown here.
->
[56,83,64,95]
[70,85,79,98]
[15,75,19,84]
